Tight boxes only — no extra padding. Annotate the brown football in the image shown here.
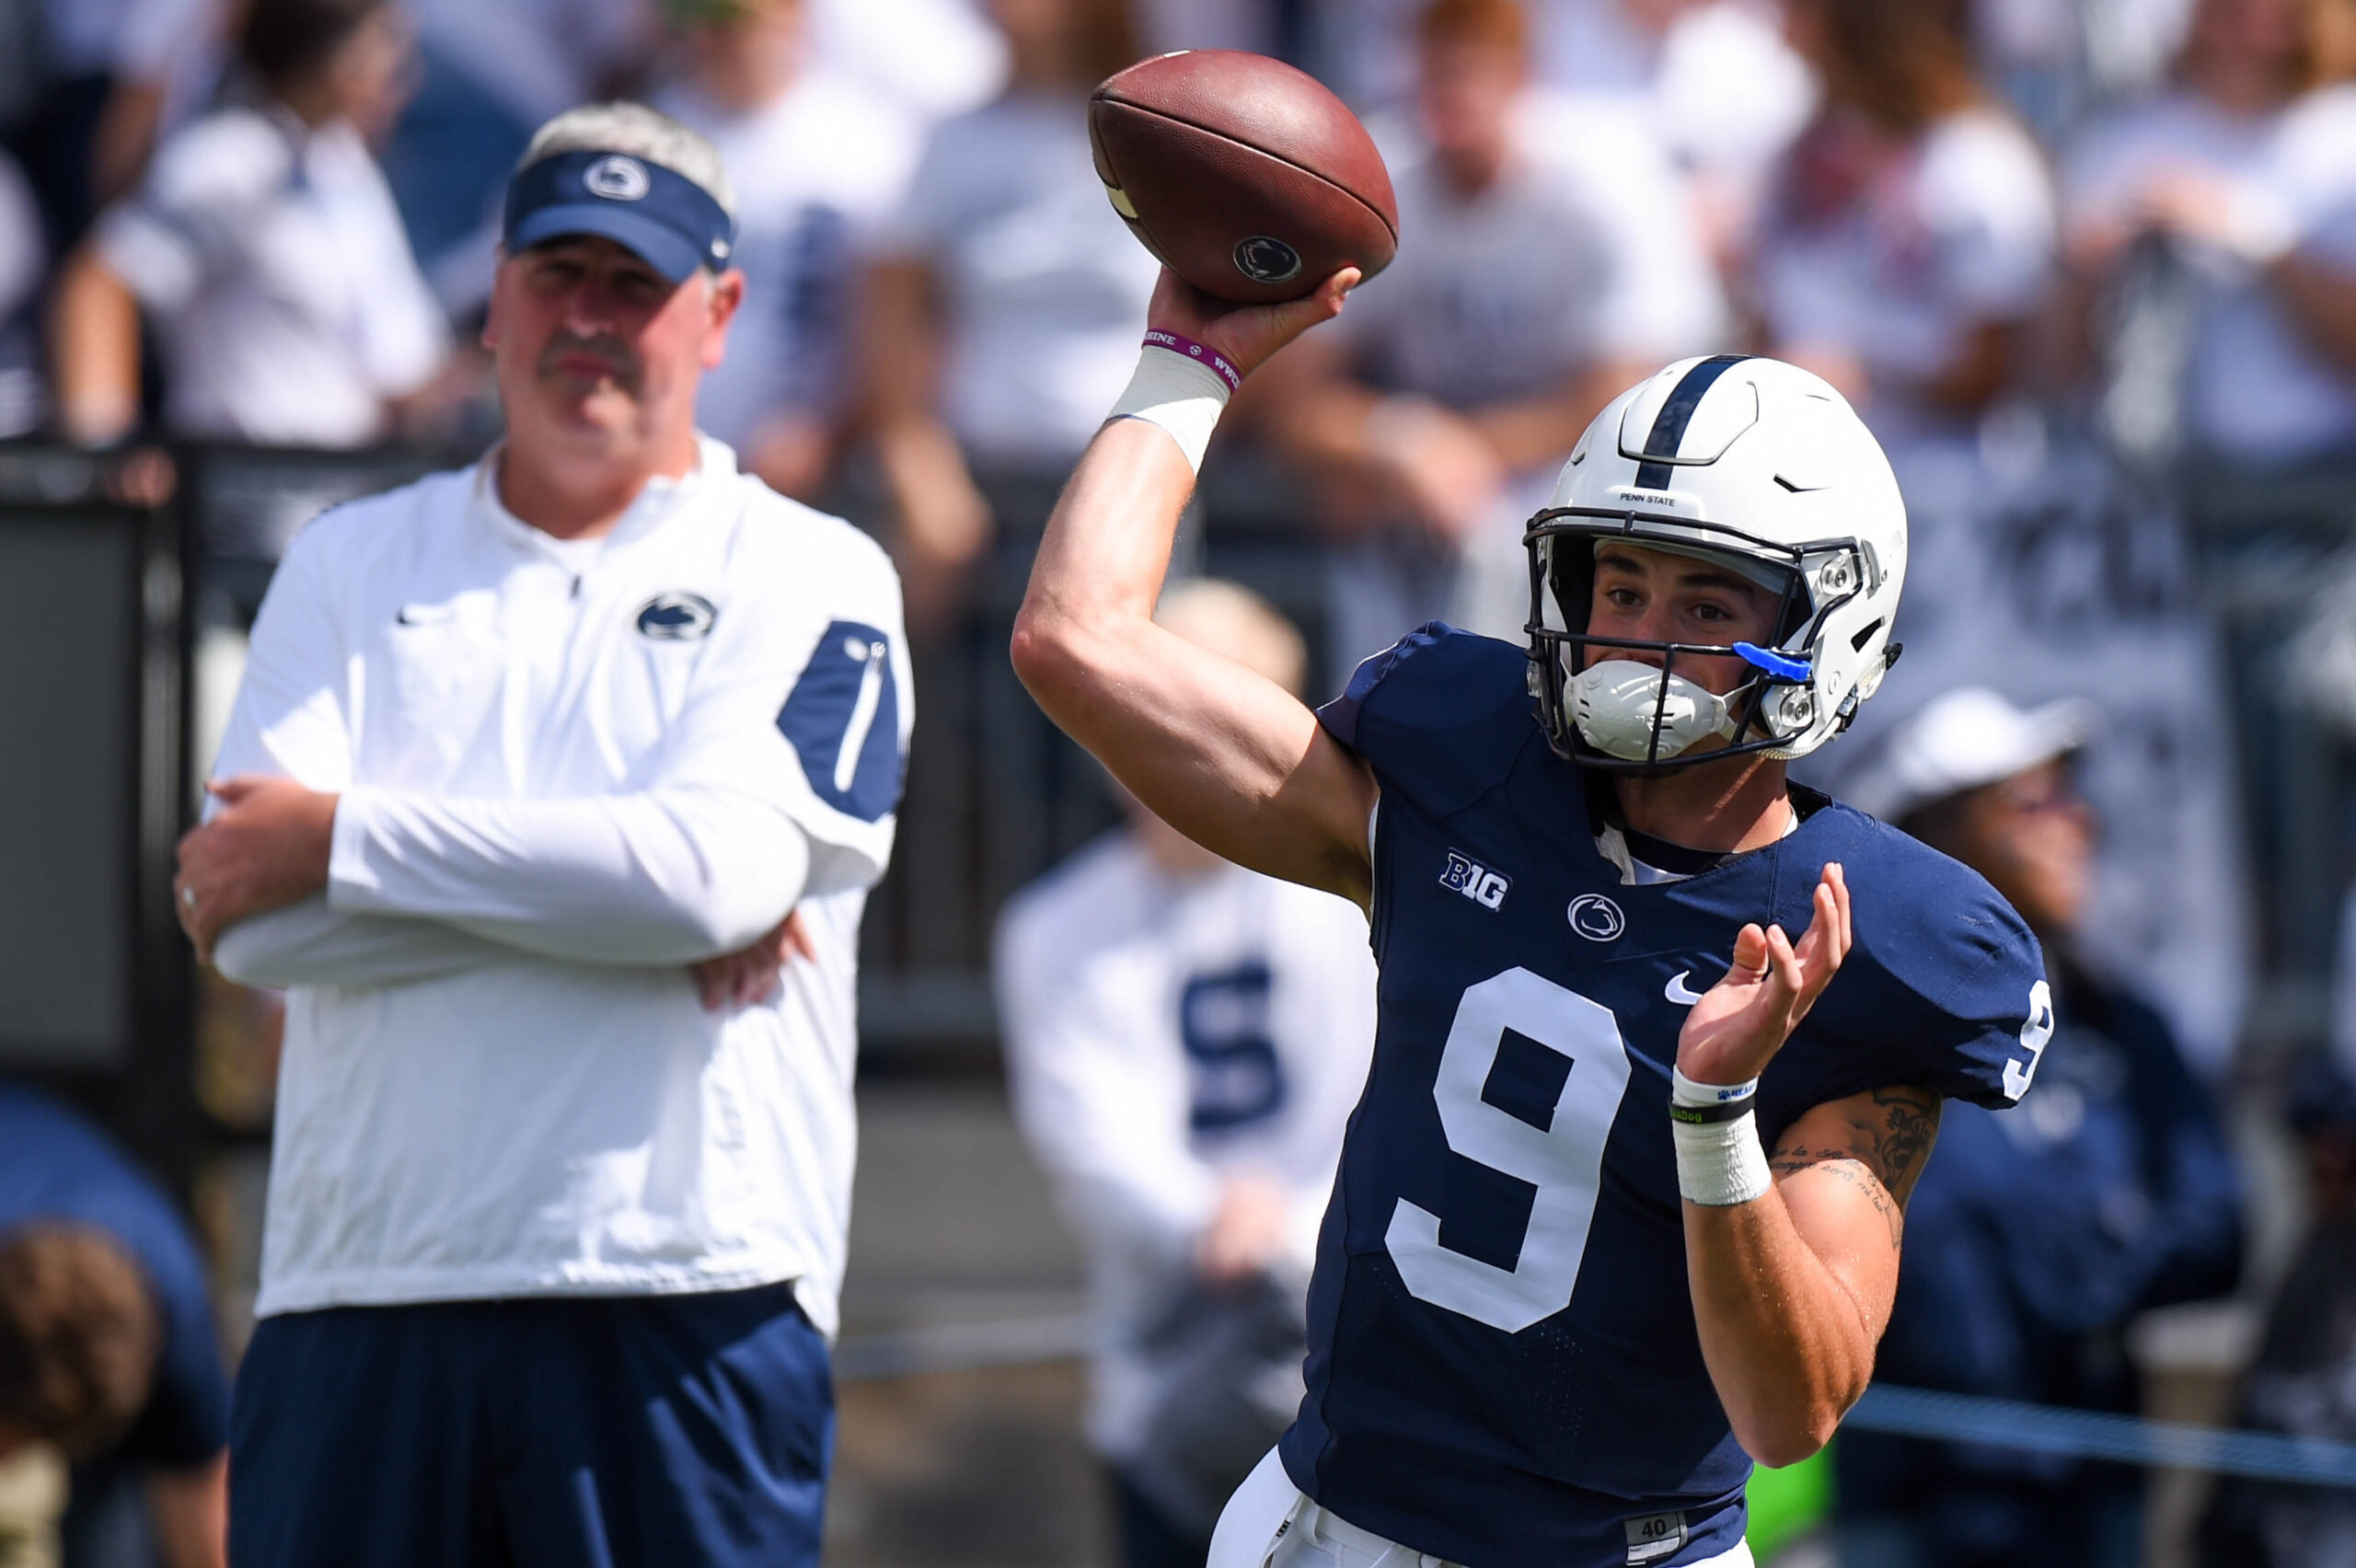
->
[1089,51,1399,305]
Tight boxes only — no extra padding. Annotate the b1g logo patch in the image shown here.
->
[635,592,716,640]
[1440,850,1510,911]
[1232,235,1302,285]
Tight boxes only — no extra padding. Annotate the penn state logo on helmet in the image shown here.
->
[584,155,651,202]
[1232,235,1303,285]
[636,592,716,640]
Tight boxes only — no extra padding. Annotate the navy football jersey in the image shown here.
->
[1277,626,2050,1568]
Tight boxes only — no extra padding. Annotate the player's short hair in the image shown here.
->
[1155,580,1309,698]
[0,1226,161,1458]
[238,0,387,92]
[518,103,737,221]
[1416,0,1530,57]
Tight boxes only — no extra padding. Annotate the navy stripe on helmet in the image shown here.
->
[1632,353,1751,490]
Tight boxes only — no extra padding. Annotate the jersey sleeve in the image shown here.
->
[690,525,912,897]
[1807,826,2054,1112]
[1315,624,1538,820]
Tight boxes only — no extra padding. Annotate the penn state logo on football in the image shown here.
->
[584,155,651,202]
[635,593,716,640]
[1567,893,1625,942]
[1232,235,1303,285]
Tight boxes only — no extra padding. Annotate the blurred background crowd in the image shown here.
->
[5,0,2356,1564]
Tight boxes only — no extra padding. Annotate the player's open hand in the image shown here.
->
[1675,862,1852,1087]
[175,778,339,963]
[690,906,817,1012]
[1146,265,1358,384]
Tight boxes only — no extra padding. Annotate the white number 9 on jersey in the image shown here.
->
[2003,978,2056,1101]
[1386,968,1634,1333]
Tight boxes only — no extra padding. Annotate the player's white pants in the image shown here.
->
[1208,1448,1758,1568]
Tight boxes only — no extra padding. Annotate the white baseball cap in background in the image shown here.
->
[1842,686,2100,824]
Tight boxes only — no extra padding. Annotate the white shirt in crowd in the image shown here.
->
[1344,96,1725,415]
[1752,106,2055,445]
[2063,84,2356,467]
[875,92,1163,467]
[210,437,911,1340]
[809,0,1008,122]
[654,72,923,453]
[96,105,450,447]
[996,837,1378,1461]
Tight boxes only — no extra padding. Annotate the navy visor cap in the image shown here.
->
[502,149,737,283]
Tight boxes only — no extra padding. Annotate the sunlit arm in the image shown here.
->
[1009,269,1375,905]
[1685,1085,1939,1466]
[50,245,143,444]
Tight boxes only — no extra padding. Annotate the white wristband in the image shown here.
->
[1669,1068,1771,1206]
[1106,330,1238,474]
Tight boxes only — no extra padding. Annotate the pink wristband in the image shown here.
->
[1141,329,1242,395]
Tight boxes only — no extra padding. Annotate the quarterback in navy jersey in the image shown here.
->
[1014,267,2052,1568]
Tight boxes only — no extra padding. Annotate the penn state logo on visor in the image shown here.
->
[636,592,716,640]
[1233,236,1303,285]
[584,155,651,202]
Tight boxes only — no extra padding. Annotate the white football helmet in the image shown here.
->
[1526,354,1909,770]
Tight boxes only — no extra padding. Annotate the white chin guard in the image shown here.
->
[1570,659,1741,762]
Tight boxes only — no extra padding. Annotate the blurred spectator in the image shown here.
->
[1969,0,2199,143]
[0,1081,230,1568]
[1130,0,1291,55]
[1255,0,1722,668]
[0,145,41,438]
[996,582,1378,1568]
[651,0,923,501]
[1751,0,2056,781]
[808,0,1011,119]
[862,0,1158,631]
[81,0,232,214]
[2060,0,2356,475]
[1752,0,2055,447]
[376,0,649,298]
[6,0,221,260]
[1836,687,2245,1568]
[2200,1056,2356,1567]
[1524,1,1817,268]
[49,0,455,451]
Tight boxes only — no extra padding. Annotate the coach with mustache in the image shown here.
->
[169,102,911,1567]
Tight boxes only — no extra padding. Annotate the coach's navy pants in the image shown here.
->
[227,1281,831,1568]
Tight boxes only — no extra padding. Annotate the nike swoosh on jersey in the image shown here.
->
[1665,971,1708,1006]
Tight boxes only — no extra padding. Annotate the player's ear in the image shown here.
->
[700,268,745,369]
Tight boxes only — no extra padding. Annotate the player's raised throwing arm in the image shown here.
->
[1011,269,1378,908]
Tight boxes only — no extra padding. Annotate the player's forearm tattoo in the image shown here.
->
[1768,1087,1942,1251]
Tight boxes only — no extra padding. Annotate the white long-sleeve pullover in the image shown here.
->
[212,438,908,1335]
